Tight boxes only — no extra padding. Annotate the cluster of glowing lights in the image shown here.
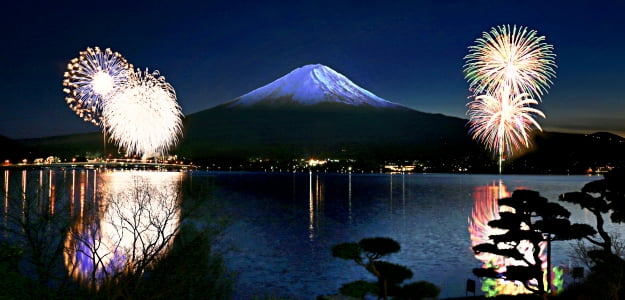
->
[468,181,563,296]
[463,25,556,168]
[63,47,182,157]
[308,159,327,167]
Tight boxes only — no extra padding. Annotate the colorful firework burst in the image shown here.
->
[467,91,545,162]
[464,24,556,100]
[463,25,556,172]
[62,47,133,126]
[103,68,183,158]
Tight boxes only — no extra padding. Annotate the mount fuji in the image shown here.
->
[224,64,405,109]
[179,64,477,161]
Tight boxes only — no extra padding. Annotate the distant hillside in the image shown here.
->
[178,102,479,161]
[10,126,625,174]
[19,132,107,159]
[0,135,28,161]
[509,131,625,173]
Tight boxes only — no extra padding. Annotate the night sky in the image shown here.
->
[2,0,624,139]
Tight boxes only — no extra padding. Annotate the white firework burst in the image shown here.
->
[63,46,132,126]
[103,68,183,158]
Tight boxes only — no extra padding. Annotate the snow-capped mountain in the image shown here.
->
[179,64,476,161]
[225,64,404,109]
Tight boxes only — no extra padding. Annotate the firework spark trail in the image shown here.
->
[63,47,132,126]
[464,25,557,101]
[467,91,545,160]
[103,68,183,158]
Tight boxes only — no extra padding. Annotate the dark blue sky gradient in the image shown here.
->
[1,0,624,138]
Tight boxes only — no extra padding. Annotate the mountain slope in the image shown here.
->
[19,132,108,159]
[178,64,478,161]
[0,135,28,161]
[179,103,476,160]
[511,131,625,173]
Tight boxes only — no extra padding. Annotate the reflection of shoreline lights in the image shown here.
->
[3,170,8,233]
[64,171,183,288]
[469,181,552,296]
[308,171,323,241]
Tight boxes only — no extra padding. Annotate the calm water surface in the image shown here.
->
[190,171,599,299]
[1,169,603,299]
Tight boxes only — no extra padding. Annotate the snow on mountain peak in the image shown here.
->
[227,64,403,109]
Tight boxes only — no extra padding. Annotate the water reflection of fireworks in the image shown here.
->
[468,180,547,296]
[64,170,183,288]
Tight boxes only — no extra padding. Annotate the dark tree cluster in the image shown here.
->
[471,190,595,296]
[558,168,625,300]
[471,168,625,299]
[331,237,440,300]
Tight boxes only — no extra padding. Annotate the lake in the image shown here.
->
[0,169,606,298]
